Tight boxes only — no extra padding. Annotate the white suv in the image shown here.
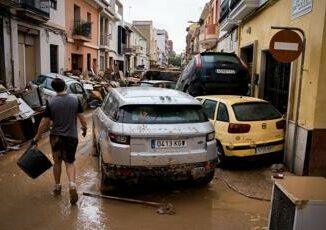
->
[92,87,216,191]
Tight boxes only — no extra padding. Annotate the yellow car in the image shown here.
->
[196,95,285,164]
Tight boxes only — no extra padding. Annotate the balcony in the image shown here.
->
[229,0,259,21]
[123,46,136,55]
[220,0,259,31]
[100,34,110,50]
[199,24,218,50]
[73,20,92,42]
[15,0,50,23]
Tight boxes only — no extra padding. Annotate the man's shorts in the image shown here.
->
[50,134,78,163]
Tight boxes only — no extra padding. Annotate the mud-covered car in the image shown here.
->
[92,87,216,191]
[31,73,88,110]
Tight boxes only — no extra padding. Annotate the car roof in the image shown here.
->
[112,87,200,106]
[41,73,79,83]
[197,95,267,106]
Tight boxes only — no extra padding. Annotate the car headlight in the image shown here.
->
[206,131,215,142]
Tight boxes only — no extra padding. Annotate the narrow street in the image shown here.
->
[0,110,272,230]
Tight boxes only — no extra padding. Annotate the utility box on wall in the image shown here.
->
[269,176,326,230]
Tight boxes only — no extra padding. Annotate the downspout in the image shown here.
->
[9,14,14,89]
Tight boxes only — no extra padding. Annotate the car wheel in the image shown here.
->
[99,154,113,193]
[217,143,226,168]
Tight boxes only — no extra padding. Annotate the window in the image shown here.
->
[87,12,91,23]
[202,100,217,120]
[50,0,57,10]
[120,105,207,124]
[70,83,84,94]
[232,102,282,121]
[74,5,80,22]
[217,103,229,122]
[102,95,119,121]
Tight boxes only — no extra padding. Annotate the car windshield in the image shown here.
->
[120,105,208,124]
[232,102,282,121]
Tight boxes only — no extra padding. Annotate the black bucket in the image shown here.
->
[17,145,52,179]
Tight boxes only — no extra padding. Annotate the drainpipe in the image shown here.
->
[271,26,306,173]
[8,14,14,89]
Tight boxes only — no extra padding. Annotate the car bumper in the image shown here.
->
[102,159,216,183]
[223,141,284,157]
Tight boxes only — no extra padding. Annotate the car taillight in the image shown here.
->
[195,55,202,68]
[228,123,251,133]
[206,131,215,141]
[276,120,286,129]
[108,133,130,145]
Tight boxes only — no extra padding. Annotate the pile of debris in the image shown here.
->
[0,84,45,153]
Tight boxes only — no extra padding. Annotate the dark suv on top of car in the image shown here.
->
[175,52,249,96]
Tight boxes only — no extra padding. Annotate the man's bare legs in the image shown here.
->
[53,157,62,195]
[65,162,78,204]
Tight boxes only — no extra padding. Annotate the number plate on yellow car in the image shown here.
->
[151,140,187,149]
[255,145,273,154]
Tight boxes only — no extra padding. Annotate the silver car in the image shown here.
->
[31,73,88,110]
[92,87,216,191]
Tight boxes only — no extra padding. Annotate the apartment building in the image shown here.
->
[0,0,66,89]
[65,0,101,74]
[155,29,169,66]
[132,20,158,67]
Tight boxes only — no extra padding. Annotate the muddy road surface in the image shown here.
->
[0,110,271,230]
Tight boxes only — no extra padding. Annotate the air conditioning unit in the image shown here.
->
[268,176,326,230]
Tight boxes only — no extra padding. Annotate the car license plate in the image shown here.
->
[255,145,273,154]
[151,139,187,149]
[215,69,236,74]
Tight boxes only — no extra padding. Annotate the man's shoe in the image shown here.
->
[53,184,61,196]
[69,188,78,205]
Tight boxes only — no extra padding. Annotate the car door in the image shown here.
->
[214,102,230,143]
[70,83,87,110]
[202,99,218,124]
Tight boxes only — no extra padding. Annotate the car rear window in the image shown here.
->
[120,105,208,124]
[202,54,240,65]
[232,102,282,121]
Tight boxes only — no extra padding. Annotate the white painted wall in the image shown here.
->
[49,0,65,28]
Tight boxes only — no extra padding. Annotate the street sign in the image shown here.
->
[269,29,303,63]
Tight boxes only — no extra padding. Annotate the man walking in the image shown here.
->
[34,77,87,205]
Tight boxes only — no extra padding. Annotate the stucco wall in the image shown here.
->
[239,0,326,130]
[65,0,99,47]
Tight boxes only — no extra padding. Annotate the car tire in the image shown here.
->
[187,83,202,97]
[99,155,113,193]
[217,142,226,168]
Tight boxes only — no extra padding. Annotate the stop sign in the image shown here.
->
[269,29,303,63]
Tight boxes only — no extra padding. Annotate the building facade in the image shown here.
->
[155,29,168,66]
[132,20,158,67]
[65,0,101,74]
[0,0,66,89]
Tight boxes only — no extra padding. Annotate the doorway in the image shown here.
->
[50,44,58,73]
[240,42,257,96]
[263,51,290,114]
[18,32,37,85]
[71,54,83,72]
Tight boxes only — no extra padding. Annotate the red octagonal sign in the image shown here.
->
[269,29,303,63]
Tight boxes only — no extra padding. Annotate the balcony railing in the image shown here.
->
[73,20,92,40]
[100,34,110,47]
[15,0,50,18]
[124,46,136,54]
